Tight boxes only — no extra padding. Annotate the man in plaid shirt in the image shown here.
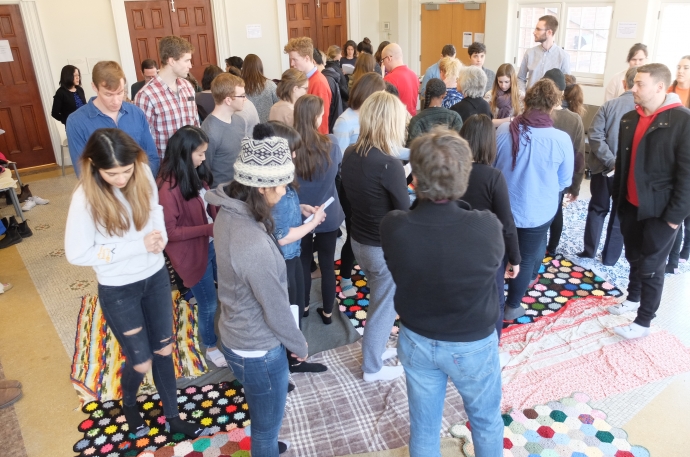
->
[135,36,199,159]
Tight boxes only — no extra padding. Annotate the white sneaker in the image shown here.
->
[21,199,36,211]
[381,347,397,361]
[205,348,228,368]
[607,300,640,315]
[614,323,650,340]
[31,196,49,205]
[363,365,404,382]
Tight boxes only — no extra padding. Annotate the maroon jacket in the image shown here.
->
[158,178,217,287]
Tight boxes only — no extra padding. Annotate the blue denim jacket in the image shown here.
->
[272,185,302,260]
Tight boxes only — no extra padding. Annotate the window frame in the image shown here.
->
[515,1,615,86]
[653,2,690,76]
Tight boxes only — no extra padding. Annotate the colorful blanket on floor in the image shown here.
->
[72,380,250,457]
[499,295,690,412]
[450,392,650,457]
[71,292,208,405]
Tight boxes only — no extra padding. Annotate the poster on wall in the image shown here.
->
[616,22,637,39]
[462,32,473,48]
[474,33,485,44]
[0,40,14,63]
[246,25,262,39]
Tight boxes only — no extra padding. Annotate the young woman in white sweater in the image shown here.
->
[65,128,207,439]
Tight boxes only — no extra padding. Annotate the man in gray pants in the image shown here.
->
[578,67,638,266]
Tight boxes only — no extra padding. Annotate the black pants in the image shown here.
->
[582,173,624,265]
[619,200,679,327]
[546,192,564,255]
[300,230,339,314]
[668,215,690,267]
[339,181,356,279]
[285,257,305,366]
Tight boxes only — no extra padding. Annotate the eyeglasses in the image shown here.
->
[234,95,247,99]
[534,27,547,32]
[380,55,392,64]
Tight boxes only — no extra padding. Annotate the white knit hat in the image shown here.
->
[234,136,294,187]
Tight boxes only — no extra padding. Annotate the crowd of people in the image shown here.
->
[35,14,689,457]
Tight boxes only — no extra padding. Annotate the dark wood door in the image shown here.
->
[315,0,347,52]
[0,5,54,168]
[125,0,216,84]
[285,0,347,53]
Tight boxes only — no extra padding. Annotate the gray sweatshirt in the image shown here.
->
[205,185,308,358]
[588,91,636,175]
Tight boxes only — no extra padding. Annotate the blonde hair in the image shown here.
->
[211,73,245,105]
[354,91,408,156]
[327,45,341,61]
[78,129,152,237]
[439,57,462,83]
[284,37,314,58]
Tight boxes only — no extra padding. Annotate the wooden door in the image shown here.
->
[286,0,319,46]
[315,0,347,52]
[125,0,216,84]
[0,5,54,168]
[285,0,347,53]
[420,4,486,70]
[169,0,217,84]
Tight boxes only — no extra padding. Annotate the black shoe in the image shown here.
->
[0,225,22,249]
[575,251,594,259]
[1,217,8,229]
[680,246,690,262]
[316,307,332,325]
[665,263,679,274]
[9,217,31,238]
[279,440,291,454]
[289,361,327,373]
[167,416,209,438]
[287,382,295,393]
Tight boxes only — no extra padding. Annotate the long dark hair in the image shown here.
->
[268,121,302,191]
[293,95,332,181]
[563,75,585,117]
[242,54,268,96]
[60,65,81,89]
[223,181,275,233]
[157,126,213,200]
[459,114,497,165]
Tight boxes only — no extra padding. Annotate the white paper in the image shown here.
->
[0,40,13,63]
[403,163,412,178]
[616,22,637,39]
[68,57,87,73]
[474,33,485,44]
[462,32,473,48]
[246,24,262,39]
[290,305,300,327]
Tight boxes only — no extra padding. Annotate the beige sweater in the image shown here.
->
[269,100,294,127]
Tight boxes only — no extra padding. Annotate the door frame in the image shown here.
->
[0,0,62,166]
[110,0,229,92]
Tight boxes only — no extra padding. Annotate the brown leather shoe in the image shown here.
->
[0,387,22,408]
[0,379,21,389]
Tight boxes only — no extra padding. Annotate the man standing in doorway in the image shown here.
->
[517,15,570,92]
[66,61,159,177]
[284,37,331,134]
[131,59,158,101]
[382,43,420,116]
[135,36,199,158]
[609,63,690,339]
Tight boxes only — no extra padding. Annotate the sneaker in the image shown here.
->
[205,348,227,368]
[21,199,36,211]
[607,300,640,315]
[381,347,397,361]
[504,305,526,321]
[614,323,650,340]
[0,282,13,294]
[278,440,291,454]
[31,196,49,205]
[363,365,404,382]
[575,250,595,259]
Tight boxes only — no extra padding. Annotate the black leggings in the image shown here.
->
[285,257,306,366]
[338,182,355,279]
[546,192,565,255]
[300,230,339,314]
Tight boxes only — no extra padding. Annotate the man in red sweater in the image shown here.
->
[609,63,690,339]
[284,37,331,134]
[381,43,420,115]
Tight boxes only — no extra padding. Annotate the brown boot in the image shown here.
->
[0,386,22,409]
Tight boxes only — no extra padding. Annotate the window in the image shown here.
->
[516,3,614,84]
[655,3,690,75]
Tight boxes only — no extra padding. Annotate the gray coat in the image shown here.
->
[587,91,635,175]
[205,185,308,358]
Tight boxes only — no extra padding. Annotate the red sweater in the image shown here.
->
[158,178,217,287]
[627,102,682,206]
[384,65,420,116]
[308,69,332,134]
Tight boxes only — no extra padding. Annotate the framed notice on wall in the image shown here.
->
[0,40,13,62]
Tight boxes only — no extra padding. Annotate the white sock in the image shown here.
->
[363,365,404,382]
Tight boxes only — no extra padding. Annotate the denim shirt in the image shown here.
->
[272,185,302,260]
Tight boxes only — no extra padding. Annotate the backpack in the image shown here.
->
[321,67,344,133]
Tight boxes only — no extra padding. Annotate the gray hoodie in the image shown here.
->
[587,91,636,175]
[205,184,308,358]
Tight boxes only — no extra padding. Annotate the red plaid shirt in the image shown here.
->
[135,76,200,158]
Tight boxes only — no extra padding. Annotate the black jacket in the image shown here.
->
[324,61,349,104]
[131,80,146,101]
[51,86,86,125]
[449,96,493,123]
[612,97,690,224]
[321,66,344,133]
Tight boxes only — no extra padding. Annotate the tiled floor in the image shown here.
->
[1,169,689,456]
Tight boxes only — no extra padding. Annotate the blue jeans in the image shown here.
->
[506,218,553,309]
[221,344,288,457]
[398,326,503,457]
[189,241,219,348]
